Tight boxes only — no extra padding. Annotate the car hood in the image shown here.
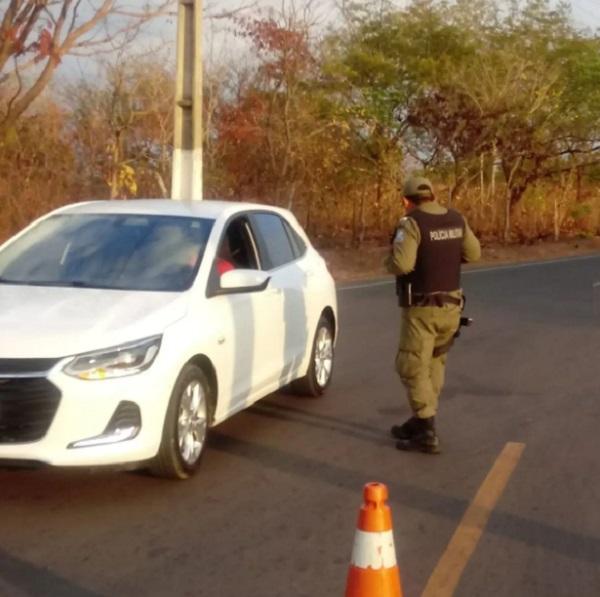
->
[0,284,190,358]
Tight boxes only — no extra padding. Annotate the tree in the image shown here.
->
[323,0,475,228]
[0,98,75,238]
[325,0,600,239]
[0,0,172,138]
[236,6,319,208]
[68,54,175,199]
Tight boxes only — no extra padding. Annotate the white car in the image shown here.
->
[0,200,337,479]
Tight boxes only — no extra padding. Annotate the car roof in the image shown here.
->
[55,199,288,221]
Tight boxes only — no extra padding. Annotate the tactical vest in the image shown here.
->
[396,208,465,306]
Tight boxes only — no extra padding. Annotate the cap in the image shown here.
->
[402,176,434,200]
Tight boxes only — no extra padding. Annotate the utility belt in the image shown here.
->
[395,279,472,358]
[395,279,462,308]
[409,292,462,308]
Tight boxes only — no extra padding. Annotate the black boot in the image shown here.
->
[390,417,420,440]
[396,417,440,454]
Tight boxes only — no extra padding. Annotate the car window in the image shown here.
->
[250,213,296,271]
[0,214,214,292]
[283,220,307,259]
[217,217,260,271]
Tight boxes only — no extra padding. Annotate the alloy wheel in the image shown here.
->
[177,380,208,466]
[314,326,334,388]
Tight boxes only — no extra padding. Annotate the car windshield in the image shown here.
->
[0,213,215,292]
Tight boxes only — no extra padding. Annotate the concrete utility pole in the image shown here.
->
[172,0,203,201]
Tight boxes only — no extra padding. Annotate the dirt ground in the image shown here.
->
[321,236,600,282]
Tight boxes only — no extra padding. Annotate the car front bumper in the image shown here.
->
[0,360,174,468]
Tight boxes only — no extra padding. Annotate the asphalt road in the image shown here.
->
[2,256,600,597]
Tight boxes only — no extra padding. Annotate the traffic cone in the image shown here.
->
[345,482,403,597]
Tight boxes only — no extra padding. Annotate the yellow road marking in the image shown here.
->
[422,442,526,597]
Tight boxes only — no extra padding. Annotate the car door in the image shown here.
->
[248,212,310,387]
[209,215,284,417]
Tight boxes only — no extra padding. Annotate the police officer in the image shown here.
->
[385,176,481,454]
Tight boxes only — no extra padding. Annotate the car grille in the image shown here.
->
[0,378,61,444]
[0,358,62,375]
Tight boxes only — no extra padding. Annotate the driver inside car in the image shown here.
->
[216,238,235,276]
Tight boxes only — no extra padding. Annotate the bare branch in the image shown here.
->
[110,1,174,19]
[4,55,24,125]
[68,0,84,35]
[0,0,175,133]
[0,54,38,84]
[62,0,114,49]
[204,2,257,20]
[0,1,22,34]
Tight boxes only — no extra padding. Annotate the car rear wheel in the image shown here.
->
[292,315,334,397]
[150,364,211,480]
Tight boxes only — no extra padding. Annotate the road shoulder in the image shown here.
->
[322,237,600,283]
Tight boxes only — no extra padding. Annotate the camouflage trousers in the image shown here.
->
[395,304,461,419]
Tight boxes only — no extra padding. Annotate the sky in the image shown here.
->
[202,0,600,60]
[572,0,600,25]
[200,0,600,66]
[202,0,600,31]
[59,0,600,84]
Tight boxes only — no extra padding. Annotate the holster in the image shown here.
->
[432,296,469,358]
[395,277,412,307]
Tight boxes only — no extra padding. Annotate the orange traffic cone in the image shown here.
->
[345,482,403,597]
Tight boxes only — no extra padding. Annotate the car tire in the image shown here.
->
[292,315,335,397]
[150,364,211,480]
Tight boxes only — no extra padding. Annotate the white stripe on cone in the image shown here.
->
[350,530,397,569]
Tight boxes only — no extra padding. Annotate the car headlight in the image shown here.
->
[63,336,162,380]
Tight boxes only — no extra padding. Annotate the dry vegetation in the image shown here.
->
[2,0,600,250]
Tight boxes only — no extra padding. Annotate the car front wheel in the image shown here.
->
[292,315,334,397]
[150,364,211,480]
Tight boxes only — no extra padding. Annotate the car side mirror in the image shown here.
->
[219,269,270,294]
